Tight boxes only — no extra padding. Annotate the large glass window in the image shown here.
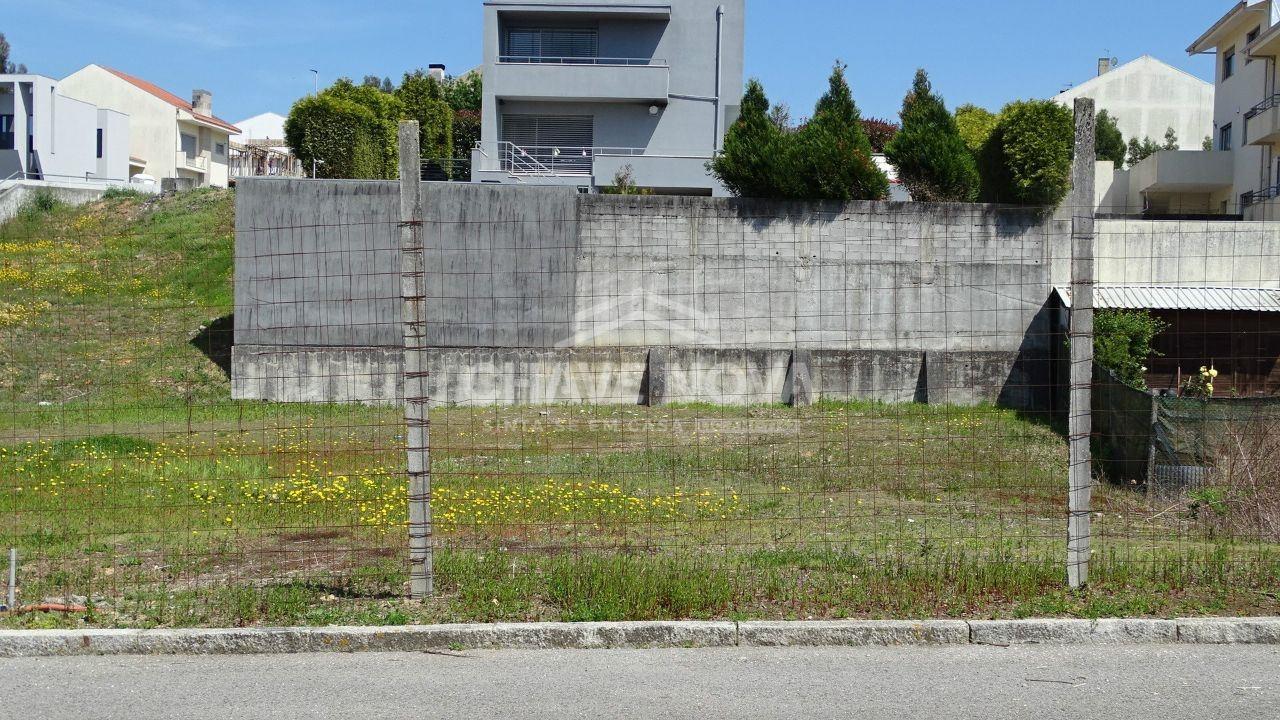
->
[1220,123,1233,152]
[1223,46,1236,80]
[504,28,599,62]
[0,115,13,150]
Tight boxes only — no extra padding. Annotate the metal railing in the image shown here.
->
[1245,94,1280,121]
[494,143,658,176]
[1241,184,1280,208]
[498,55,667,66]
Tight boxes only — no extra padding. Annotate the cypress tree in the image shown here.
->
[710,79,790,198]
[884,69,980,202]
[789,63,889,201]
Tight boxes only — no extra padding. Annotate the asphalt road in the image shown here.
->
[3,645,1278,719]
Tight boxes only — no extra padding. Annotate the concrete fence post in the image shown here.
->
[398,122,433,599]
[1067,98,1097,589]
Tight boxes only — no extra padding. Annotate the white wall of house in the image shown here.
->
[0,74,128,184]
[58,65,234,188]
[97,109,130,181]
[1053,56,1214,151]
[1206,3,1272,211]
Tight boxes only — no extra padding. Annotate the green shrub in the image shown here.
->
[954,104,999,154]
[17,190,62,220]
[285,94,386,179]
[102,187,146,201]
[1095,309,1168,390]
[978,100,1074,206]
[884,69,979,202]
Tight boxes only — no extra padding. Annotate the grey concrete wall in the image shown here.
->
[1095,218,1280,287]
[233,178,402,348]
[229,346,1025,408]
[233,182,1064,410]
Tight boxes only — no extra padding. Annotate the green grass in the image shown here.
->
[1,189,1277,629]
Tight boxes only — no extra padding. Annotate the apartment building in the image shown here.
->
[472,0,745,196]
[1099,1,1280,218]
[0,73,130,183]
[59,65,240,188]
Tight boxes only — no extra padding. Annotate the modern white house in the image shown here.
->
[1053,55,1214,152]
[472,0,745,196]
[58,65,240,188]
[1098,1,1280,218]
[0,73,130,184]
[229,112,301,179]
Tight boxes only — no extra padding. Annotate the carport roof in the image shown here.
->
[1053,285,1280,312]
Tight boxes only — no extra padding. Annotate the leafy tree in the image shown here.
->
[1203,135,1213,152]
[861,118,899,153]
[710,79,792,198]
[978,100,1074,206]
[883,69,978,202]
[1125,136,1162,168]
[1162,126,1179,151]
[1095,309,1167,390]
[443,72,483,113]
[954,104,999,154]
[788,63,889,201]
[396,70,454,164]
[1095,110,1126,166]
[0,32,26,73]
[453,109,481,158]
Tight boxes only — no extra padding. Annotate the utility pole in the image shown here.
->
[1067,97,1097,589]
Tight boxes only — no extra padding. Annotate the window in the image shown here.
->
[1224,46,1236,80]
[1247,27,1261,63]
[215,142,226,156]
[0,114,13,151]
[180,133,197,157]
[96,129,104,159]
[1220,123,1233,152]
[504,27,599,61]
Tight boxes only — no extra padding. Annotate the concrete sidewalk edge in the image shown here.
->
[0,618,1277,657]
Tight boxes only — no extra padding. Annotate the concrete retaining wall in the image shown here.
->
[233,180,1071,408]
[0,181,147,224]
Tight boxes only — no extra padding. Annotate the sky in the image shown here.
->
[5,0,1227,125]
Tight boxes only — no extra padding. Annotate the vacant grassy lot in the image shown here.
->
[0,190,1276,628]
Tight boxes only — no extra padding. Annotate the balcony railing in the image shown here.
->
[1241,184,1280,208]
[1245,94,1280,121]
[479,142,656,176]
[498,56,667,66]
[177,151,210,173]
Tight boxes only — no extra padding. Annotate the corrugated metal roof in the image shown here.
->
[1054,285,1280,312]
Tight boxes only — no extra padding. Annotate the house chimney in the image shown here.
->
[428,64,446,83]
[1097,57,1116,77]
[192,89,213,116]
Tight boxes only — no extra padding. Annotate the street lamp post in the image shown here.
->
[309,69,319,179]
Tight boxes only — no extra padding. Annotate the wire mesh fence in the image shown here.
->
[2,149,1279,628]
